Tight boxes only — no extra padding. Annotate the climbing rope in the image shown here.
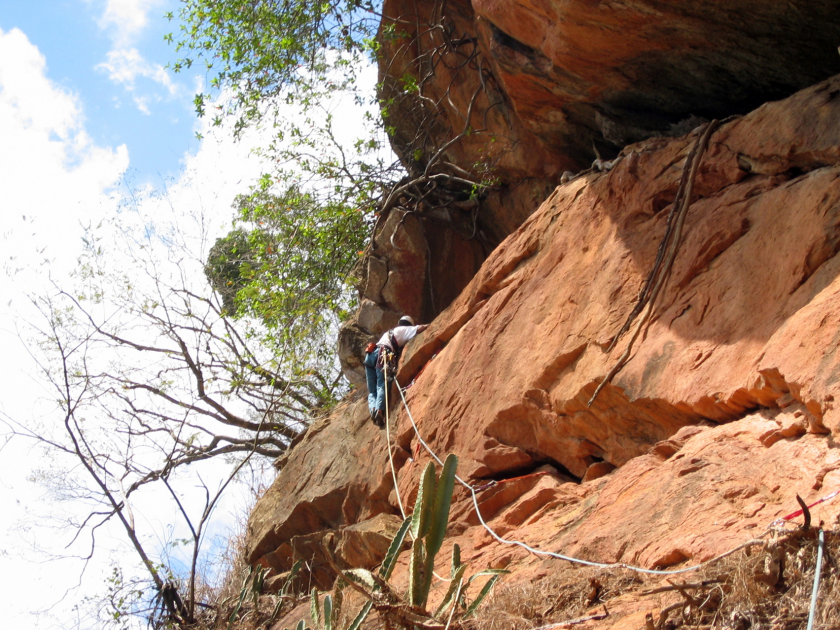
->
[382,359,407,519]
[806,528,825,630]
[390,378,837,577]
[382,360,452,582]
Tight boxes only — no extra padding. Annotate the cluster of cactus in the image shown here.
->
[284,454,506,630]
[228,559,303,628]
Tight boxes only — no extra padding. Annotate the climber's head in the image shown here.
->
[398,315,415,327]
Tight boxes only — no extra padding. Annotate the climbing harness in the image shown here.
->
[381,375,839,577]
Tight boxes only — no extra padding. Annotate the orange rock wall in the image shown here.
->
[248,77,840,623]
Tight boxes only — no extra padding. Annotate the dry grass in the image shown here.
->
[467,528,840,630]
[201,524,840,630]
[466,564,642,630]
[680,529,840,630]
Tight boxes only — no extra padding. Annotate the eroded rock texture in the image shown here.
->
[249,76,840,626]
[379,0,840,239]
[341,0,840,390]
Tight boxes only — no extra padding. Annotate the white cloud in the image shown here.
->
[0,24,379,629]
[94,0,180,114]
[0,27,129,248]
[0,27,268,628]
[98,0,163,47]
[96,47,179,113]
[0,25,130,628]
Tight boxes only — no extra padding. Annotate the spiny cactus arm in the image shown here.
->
[426,454,458,559]
[343,569,377,591]
[420,453,458,608]
[408,538,431,608]
[323,594,333,630]
[310,587,320,628]
[411,462,436,539]
[331,580,344,628]
[450,543,461,579]
[380,516,411,580]
[433,563,467,618]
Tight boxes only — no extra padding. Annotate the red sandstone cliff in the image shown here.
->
[246,3,840,628]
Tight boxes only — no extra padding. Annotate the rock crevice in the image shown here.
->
[251,11,840,624]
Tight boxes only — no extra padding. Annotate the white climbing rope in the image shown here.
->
[392,379,834,577]
[382,360,451,583]
[806,528,825,630]
[382,360,407,519]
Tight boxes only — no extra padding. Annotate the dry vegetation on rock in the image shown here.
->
[467,526,840,630]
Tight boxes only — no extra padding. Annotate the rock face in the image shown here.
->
[395,75,840,483]
[249,73,840,630]
[378,0,840,243]
[337,209,486,385]
[472,0,840,159]
[346,0,840,389]
[383,0,840,171]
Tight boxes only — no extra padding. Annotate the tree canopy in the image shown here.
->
[205,184,368,397]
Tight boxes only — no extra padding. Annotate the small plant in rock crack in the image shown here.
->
[228,559,304,628]
[285,454,506,630]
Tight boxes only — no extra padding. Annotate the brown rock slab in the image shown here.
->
[248,76,840,628]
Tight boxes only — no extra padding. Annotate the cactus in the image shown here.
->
[285,454,504,629]
[327,453,506,629]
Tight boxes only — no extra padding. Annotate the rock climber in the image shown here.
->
[364,315,429,426]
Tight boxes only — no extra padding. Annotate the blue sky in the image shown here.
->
[0,2,380,627]
[1,0,198,182]
[0,2,270,627]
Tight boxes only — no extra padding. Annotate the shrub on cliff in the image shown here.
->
[205,184,367,407]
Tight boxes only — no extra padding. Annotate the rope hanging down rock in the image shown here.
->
[375,118,834,584]
[388,376,837,577]
[588,120,720,407]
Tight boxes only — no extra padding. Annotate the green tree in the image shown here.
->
[206,185,368,405]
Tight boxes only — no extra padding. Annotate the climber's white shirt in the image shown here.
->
[377,325,421,350]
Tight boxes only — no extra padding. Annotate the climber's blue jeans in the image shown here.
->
[364,347,386,415]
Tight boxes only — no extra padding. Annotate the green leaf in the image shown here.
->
[227,567,253,627]
[345,601,373,630]
[434,564,467,618]
[282,559,304,595]
[464,574,504,618]
[380,516,411,580]
[467,568,510,584]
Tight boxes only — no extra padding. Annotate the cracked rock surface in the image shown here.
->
[248,74,840,627]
